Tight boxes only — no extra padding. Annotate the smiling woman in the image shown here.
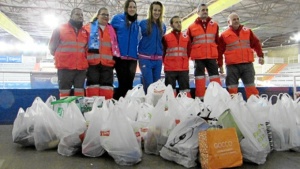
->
[138,1,166,93]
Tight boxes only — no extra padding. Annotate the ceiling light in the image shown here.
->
[290,32,300,42]
[43,14,60,29]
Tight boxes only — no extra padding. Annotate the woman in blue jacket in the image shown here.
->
[138,1,166,93]
[111,0,139,100]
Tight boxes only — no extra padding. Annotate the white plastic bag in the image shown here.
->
[100,105,142,165]
[268,95,292,151]
[116,97,140,121]
[204,82,230,118]
[145,79,166,106]
[136,103,154,145]
[83,96,105,125]
[136,102,154,123]
[32,97,61,151]
[125,84,146,102]
[12,108,35,146]
[176,92,194,110]
[228,94,270,164]
[291,97,300,152]
[82,97,108,157]
[52,97,87,156]
[246,95,273,151]
[45,95,56,109]
[160,116,209,168]
[144,85,177,155]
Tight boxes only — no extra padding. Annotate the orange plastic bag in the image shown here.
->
[199,128,243,169]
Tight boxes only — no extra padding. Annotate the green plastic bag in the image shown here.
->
[51,96,81,117]
[217,109,244,141]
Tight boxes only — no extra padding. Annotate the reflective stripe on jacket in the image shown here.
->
[54,23,88,70]
[221,27,254,65]
[85,23,116,67]
[188,20,218,60]
[163,32,189,71]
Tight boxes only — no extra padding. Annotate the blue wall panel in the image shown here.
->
[0,89,59,124]
[0,87,298,124]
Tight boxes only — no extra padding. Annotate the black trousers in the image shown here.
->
[194,59,219,77]
[57,69,86,90]
[86,63,114,87]
[165,71,190,91]
[226,63,255,87]
[113,57,137,100]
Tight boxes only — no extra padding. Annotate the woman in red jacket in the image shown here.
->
[84,7,120,99]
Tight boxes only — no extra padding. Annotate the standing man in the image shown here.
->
[218,12,264,99]
[187,3,221,100]
[49,8,88,98]
[163,16,191,97]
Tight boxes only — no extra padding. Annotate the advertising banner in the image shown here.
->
[30,72,58,89]
[0,56,22,63]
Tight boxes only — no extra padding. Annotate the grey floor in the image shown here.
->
[1,124,300,169]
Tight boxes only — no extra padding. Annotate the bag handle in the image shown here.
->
[91,97,105,110]
[260,94,268,99]
[268,94,278,105]
[51,96,80,105]
[176,92,188,98]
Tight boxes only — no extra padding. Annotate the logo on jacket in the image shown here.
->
[243,27,249,31]
[182,32,188,38]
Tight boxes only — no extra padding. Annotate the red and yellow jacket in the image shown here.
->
[84,23,115,67]
[52,23,89,70]
[218,25,264,67]
[187,17,219,60]
[163,31,190,71]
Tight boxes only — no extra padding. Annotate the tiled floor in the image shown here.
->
[1,125,300,169]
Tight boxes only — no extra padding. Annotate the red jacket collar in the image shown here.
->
[195,17,212,24]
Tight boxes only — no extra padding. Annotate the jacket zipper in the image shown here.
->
[127,23,132,56]
[155,24,158,55]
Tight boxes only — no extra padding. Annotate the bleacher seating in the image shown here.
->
[0,63,34,84]
[270,63,300,87]
[0,63,35,72]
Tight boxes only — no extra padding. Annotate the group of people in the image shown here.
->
[49,1,264,101]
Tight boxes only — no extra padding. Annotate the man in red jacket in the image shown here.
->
[218,12,264,99]
[187,3,221,100]
[163,16,191,97]
[49,8,88,98]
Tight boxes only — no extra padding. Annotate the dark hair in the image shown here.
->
[197,3,207,12]
[146,1,164,35]
[124,0,136,12]
[170,15,180,25]
[70,8,82,17]
[92,7,108,22]
[124,0,137,27]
